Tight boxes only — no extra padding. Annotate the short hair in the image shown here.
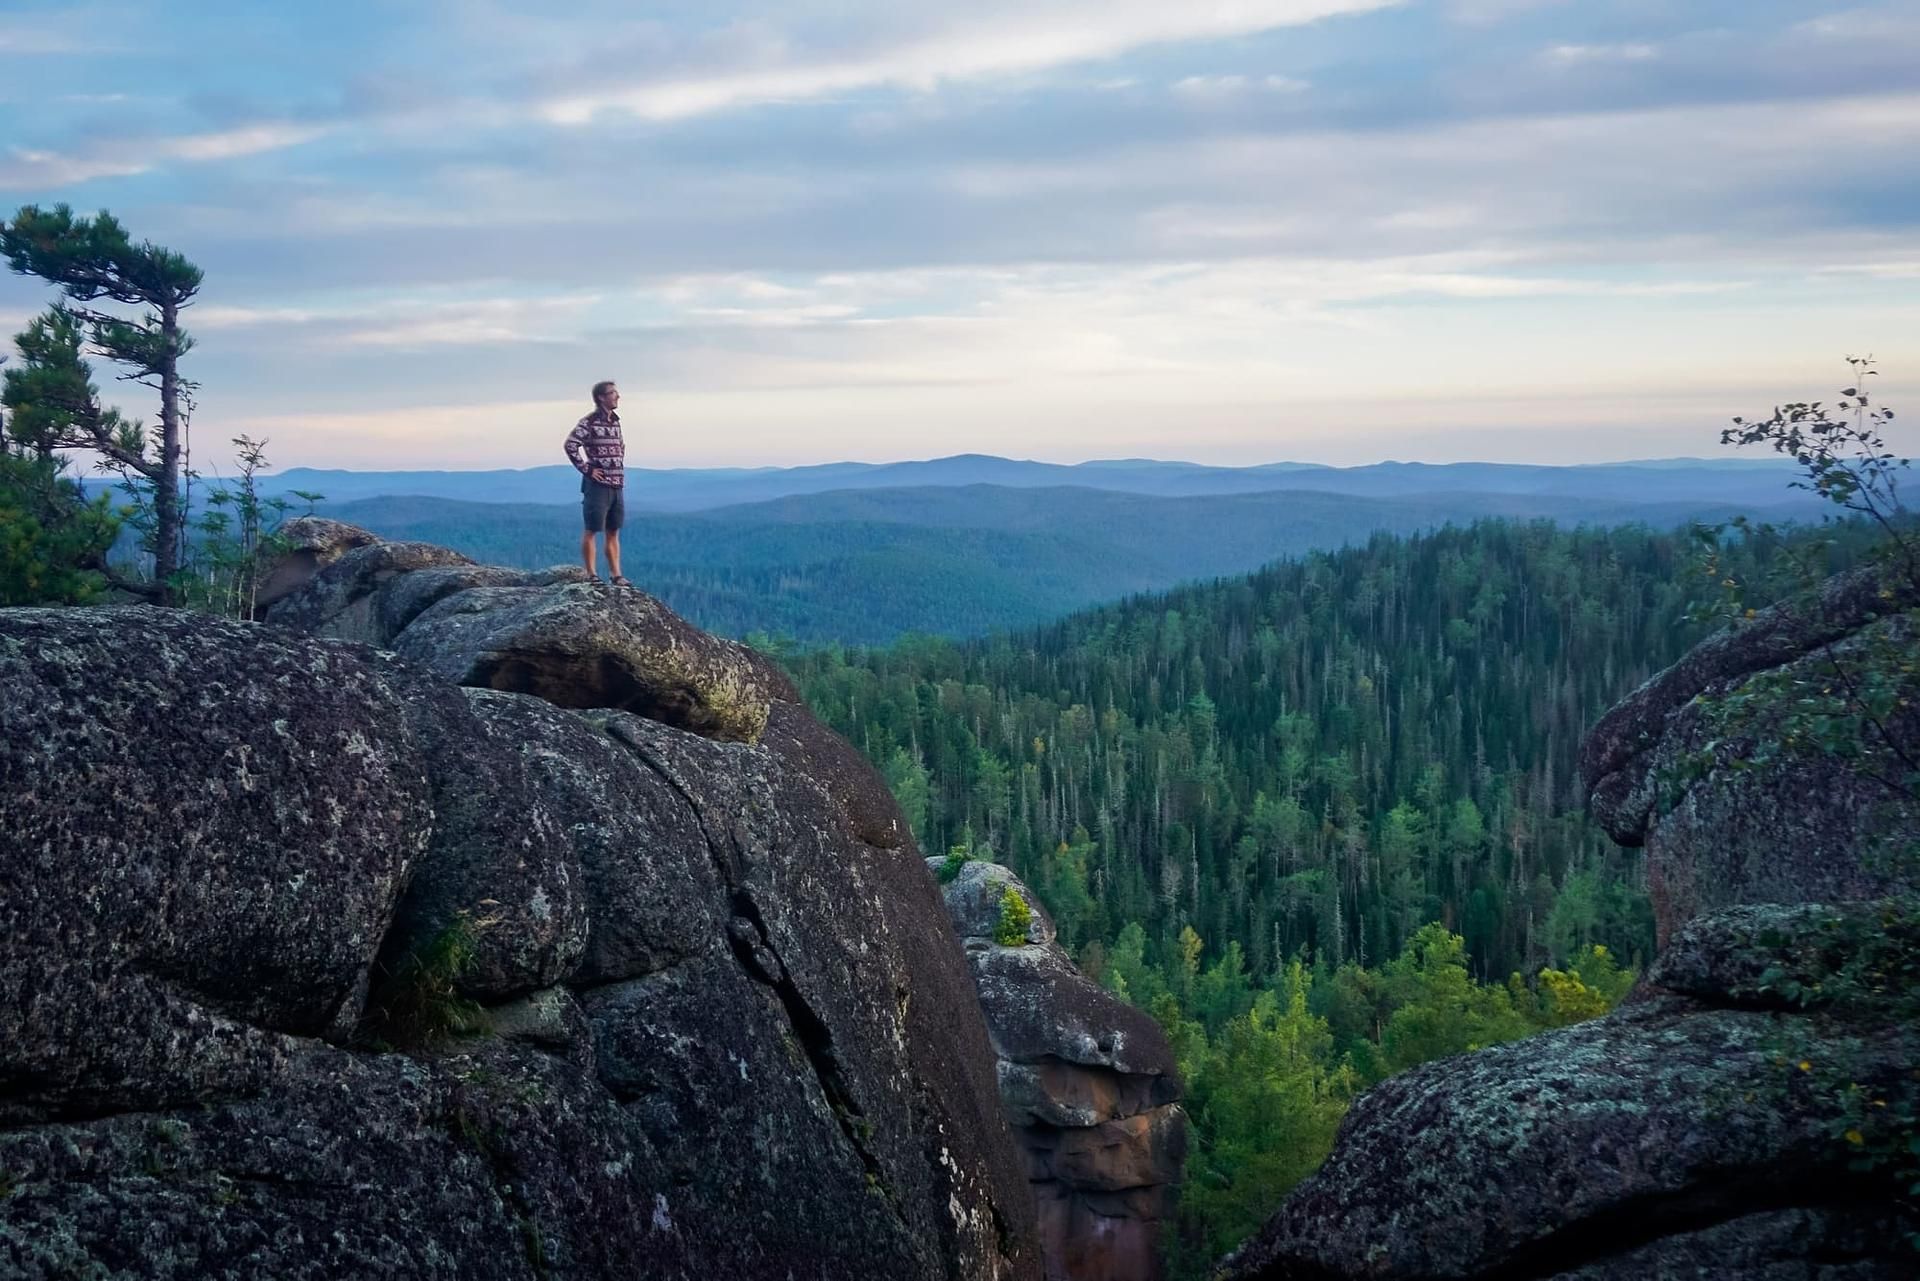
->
[591,380,617,407]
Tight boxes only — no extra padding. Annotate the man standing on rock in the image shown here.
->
[565,380,630,586]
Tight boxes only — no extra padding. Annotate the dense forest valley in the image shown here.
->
[786,516,1874,1270]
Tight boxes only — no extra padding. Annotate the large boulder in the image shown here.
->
[932,859,1185,1281]
[1219,901,1919,1281]
[260,538,482,643]
[0,604,1042,1280]
[392,580,793,743]
[252,515,379,610]
[260,521,791,743]
[1580,565,1920,946]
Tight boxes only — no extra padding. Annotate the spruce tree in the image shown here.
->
[1,204,203,603]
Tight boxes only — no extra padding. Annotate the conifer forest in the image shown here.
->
[788,517,1874,1269]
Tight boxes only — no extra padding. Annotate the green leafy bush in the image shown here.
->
[994,886,1032,946]
[937,846,971,884]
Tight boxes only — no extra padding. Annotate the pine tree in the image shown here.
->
[2,205,203,603]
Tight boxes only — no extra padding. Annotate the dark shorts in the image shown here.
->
[582,478,625,533]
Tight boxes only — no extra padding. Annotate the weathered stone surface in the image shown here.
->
[370,680,589,1002]
[0,607,427,1118]
[1219,902,1919,1281]
[258,518,599,650]
[0,1041,653,1280]
[967,948,1178,1087]
[934,860,1184,1281]
[1579,567,1920,945]
[473,699,722,988]
[1044,1110,1185,1193]
[0,605,1042,1280]
[263,538,479,645]
[374,562,547,639]
[260,522,793,742]
[598,712,1039,1281]
[253,515,380,610]
[393,580,795,742]
[761,698,912,849]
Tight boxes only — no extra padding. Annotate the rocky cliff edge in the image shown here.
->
[0,523,1043,1281]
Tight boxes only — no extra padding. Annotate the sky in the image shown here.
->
[1,0,1918,471]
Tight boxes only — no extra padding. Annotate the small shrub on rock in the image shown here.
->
[994,887,1032,947]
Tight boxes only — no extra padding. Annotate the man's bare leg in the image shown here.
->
[606,530,624,584]
[580,529,598,578]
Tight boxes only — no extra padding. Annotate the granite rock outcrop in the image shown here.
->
[0,544,1043,1278]
[1580,564,1919,946]
[932,859,1185,1281]
[1219,901,1917,1280]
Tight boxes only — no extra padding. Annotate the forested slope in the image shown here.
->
[790,518,1870,981]
[787,517,1872,1270]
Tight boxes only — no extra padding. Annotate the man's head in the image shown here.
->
[592,380,620,412]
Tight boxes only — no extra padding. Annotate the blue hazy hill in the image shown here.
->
[258,454,1802,512]
[315,481,1818,645]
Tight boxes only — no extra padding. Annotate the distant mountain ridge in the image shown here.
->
[252,454,1800,512]
[316,481,1820,645]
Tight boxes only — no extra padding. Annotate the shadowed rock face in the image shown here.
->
[1219,902,1918,1281]
[0,598,1042,1280]
[1579,565,1920,947]
[931,859,1185,1281]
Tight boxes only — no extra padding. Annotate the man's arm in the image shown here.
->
[563,418,592,476]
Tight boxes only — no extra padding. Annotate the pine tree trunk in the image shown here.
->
[152,301,182,603]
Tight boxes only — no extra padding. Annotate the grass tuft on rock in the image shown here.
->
[361,908,495,1050]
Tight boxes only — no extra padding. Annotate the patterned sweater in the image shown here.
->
[564,409,625,488]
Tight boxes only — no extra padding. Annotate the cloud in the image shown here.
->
[1171,73,1308,98]
[189,305,326,330]
[0,147,150,188]
[1542,43,1657,65]
[1814,261,1920,280]
[0,20,100,54]
[9,2,1916,471]
[165,123,329,162]
[185,293,607,348]
[1444,0,1567,25]
[0,121,328,191]
[536,0,1391,123]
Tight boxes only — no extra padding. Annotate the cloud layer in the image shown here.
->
[0,0,1915,468]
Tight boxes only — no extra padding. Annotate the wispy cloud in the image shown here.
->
[537,0,1390,123]
[165,123,328,163]
[1171,74,1308,98]
[1542,43,1658,65]
[0,121,328,190]
[0,22,97,55]
[187,293,607,348]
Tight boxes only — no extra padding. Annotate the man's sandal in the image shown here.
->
[610,576,633,588]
